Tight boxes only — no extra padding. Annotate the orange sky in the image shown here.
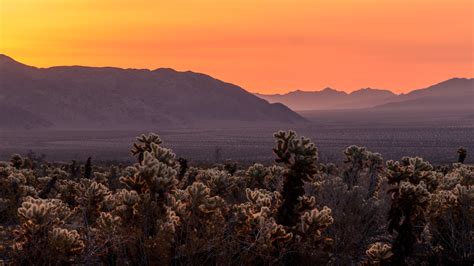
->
[1,0,473,94]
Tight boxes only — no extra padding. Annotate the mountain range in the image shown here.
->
[0,55,304,129]
[256,78,473,111]
[1,54,472,130]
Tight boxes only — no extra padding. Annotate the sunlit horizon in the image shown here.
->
[1,0,473,94]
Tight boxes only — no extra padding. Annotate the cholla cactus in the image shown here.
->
[0,167,38,223]
[266,165,285,192]
[13,196,81,264]
[47,227,85,259]
[173,182,227,261]
[246,163,268,189]
[84,157,92,179]
[196,168,235,198]
[38,168,68,199]
[448,163,474,187]
[4,131,472,264]
[343,145,368,189]
[17,196,70,225]
[386,157,438,264]
[223,160,238,175]
[138,150,178,200]
[182,182,226,217]
[231,189,291,263]
[273,130,318,226]
[131,133,163,163]
[121,147,178,202]
[366,152,384,198]
[55,179,81,206]
[426,164,474,263]
[298,207,333,236]
[76,180,112,224]
[245,188,281,211]
[386,157,438,190]
[113,189,140,222]
[457,147,467,164]
[10,154,24,169]
[115,134,181,263]
[364,242,393,265]
[119,166,147,193]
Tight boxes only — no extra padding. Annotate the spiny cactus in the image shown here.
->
[343,145,368,189]
[38,168,68,199]
[131,133,163,163]
[13,196,80,264]
[223,160,238,175]
[84,157,92,179]
[457,146,467,164]
[70,160,79,179]
[1,131,472,265]
[273,130,318,227]
[298,207,333,236]
[10,154,24,169]
[173,182,227,262]
[246,163,268,189]
[138,151,178,199]
[177,157,188,178]
[231,189,291,263]
[17,196,70,224]
[0,168,38,223]
[364,242,393,265]
[426,165,474,264]
[366,152,384,198]
[386,157,438,264]
[76,180,112,224]
[47,227,85,258]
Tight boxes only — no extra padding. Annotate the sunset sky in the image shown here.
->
[1,0,473,94]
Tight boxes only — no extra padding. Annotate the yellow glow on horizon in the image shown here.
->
[1,0,473,93]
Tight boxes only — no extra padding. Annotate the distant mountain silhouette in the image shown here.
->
[256,87,397,110]
[0,55,305,129]
[256,78,473,111]
[373,78,473,111]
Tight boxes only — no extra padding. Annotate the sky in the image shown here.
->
[1,0,473,94]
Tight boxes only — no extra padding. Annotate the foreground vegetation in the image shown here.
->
[0,131,472,265]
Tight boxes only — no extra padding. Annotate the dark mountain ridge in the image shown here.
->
[0,55,305,129]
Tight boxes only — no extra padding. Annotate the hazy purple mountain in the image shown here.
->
[256,78,473,111]
[0,55,305,129]
[374,78,474,111]
[256,87,397,110]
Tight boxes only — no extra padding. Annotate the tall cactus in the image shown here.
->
[386,157,438,264]
[366,152,384,198]
[131,133,163,163]
[342,145,367,189]
[457,147,467,164]
[273,130,318,226]
[84,157,92,179]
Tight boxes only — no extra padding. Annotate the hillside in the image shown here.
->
[0,55,305,129]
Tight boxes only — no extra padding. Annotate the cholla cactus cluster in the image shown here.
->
[0,132,472,264]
